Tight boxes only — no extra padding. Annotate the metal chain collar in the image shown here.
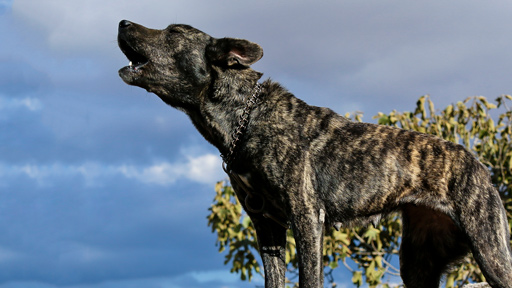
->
[221,82,262,172]
[219,83,290,229]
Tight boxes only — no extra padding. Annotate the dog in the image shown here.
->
[117,20,512,288]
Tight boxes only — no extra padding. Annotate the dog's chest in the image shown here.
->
[232,172,283,207]
[230,171,290,227]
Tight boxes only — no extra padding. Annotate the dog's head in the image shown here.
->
[118,20,263,108]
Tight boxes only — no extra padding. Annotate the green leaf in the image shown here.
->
[329,261,339,269]
[241,216,252,228]
[352,271,363,287]
[363,227,380,242]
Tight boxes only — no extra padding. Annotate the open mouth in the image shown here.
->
[118,38,149,71]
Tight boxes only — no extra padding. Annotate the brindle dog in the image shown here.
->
[117,20,512,288]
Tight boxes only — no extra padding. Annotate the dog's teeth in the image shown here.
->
[129,61,133,67]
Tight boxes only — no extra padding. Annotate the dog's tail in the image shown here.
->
[458,182,512,288]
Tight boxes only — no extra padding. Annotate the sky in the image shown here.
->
[0,1,511,287]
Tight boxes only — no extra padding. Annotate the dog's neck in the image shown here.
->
[221,82,261,169]
[187,68,263,160]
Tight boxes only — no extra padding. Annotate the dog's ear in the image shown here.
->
[207,38,263,68]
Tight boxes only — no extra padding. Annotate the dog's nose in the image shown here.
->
[119,20,132,29]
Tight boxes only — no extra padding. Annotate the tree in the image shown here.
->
[207,95,512,287]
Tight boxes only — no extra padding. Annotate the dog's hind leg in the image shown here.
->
[457,185,512,288]
[252,215,287,288]
[400,205,470,288]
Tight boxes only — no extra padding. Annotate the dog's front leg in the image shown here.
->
[252,215,287,288]
[291,208,325,288]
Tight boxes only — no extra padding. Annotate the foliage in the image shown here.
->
[207,95,512,287]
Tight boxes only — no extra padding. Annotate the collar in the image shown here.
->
[221,82,262,173]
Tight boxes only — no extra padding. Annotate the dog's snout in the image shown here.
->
[119,20,132,29]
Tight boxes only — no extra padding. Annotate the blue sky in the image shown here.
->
[1,1,511,287]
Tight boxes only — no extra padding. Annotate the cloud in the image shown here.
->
[57,243,112,265]
[118,153,224,185]
[189,270,252,284]
[10,0,234,55]
[0,270,260,288]
[0,96,42,111]
[0,153,223,187]
[8,0,512,117]
[119,163,180,186]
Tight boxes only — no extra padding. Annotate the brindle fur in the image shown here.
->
[117,20,512,288]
